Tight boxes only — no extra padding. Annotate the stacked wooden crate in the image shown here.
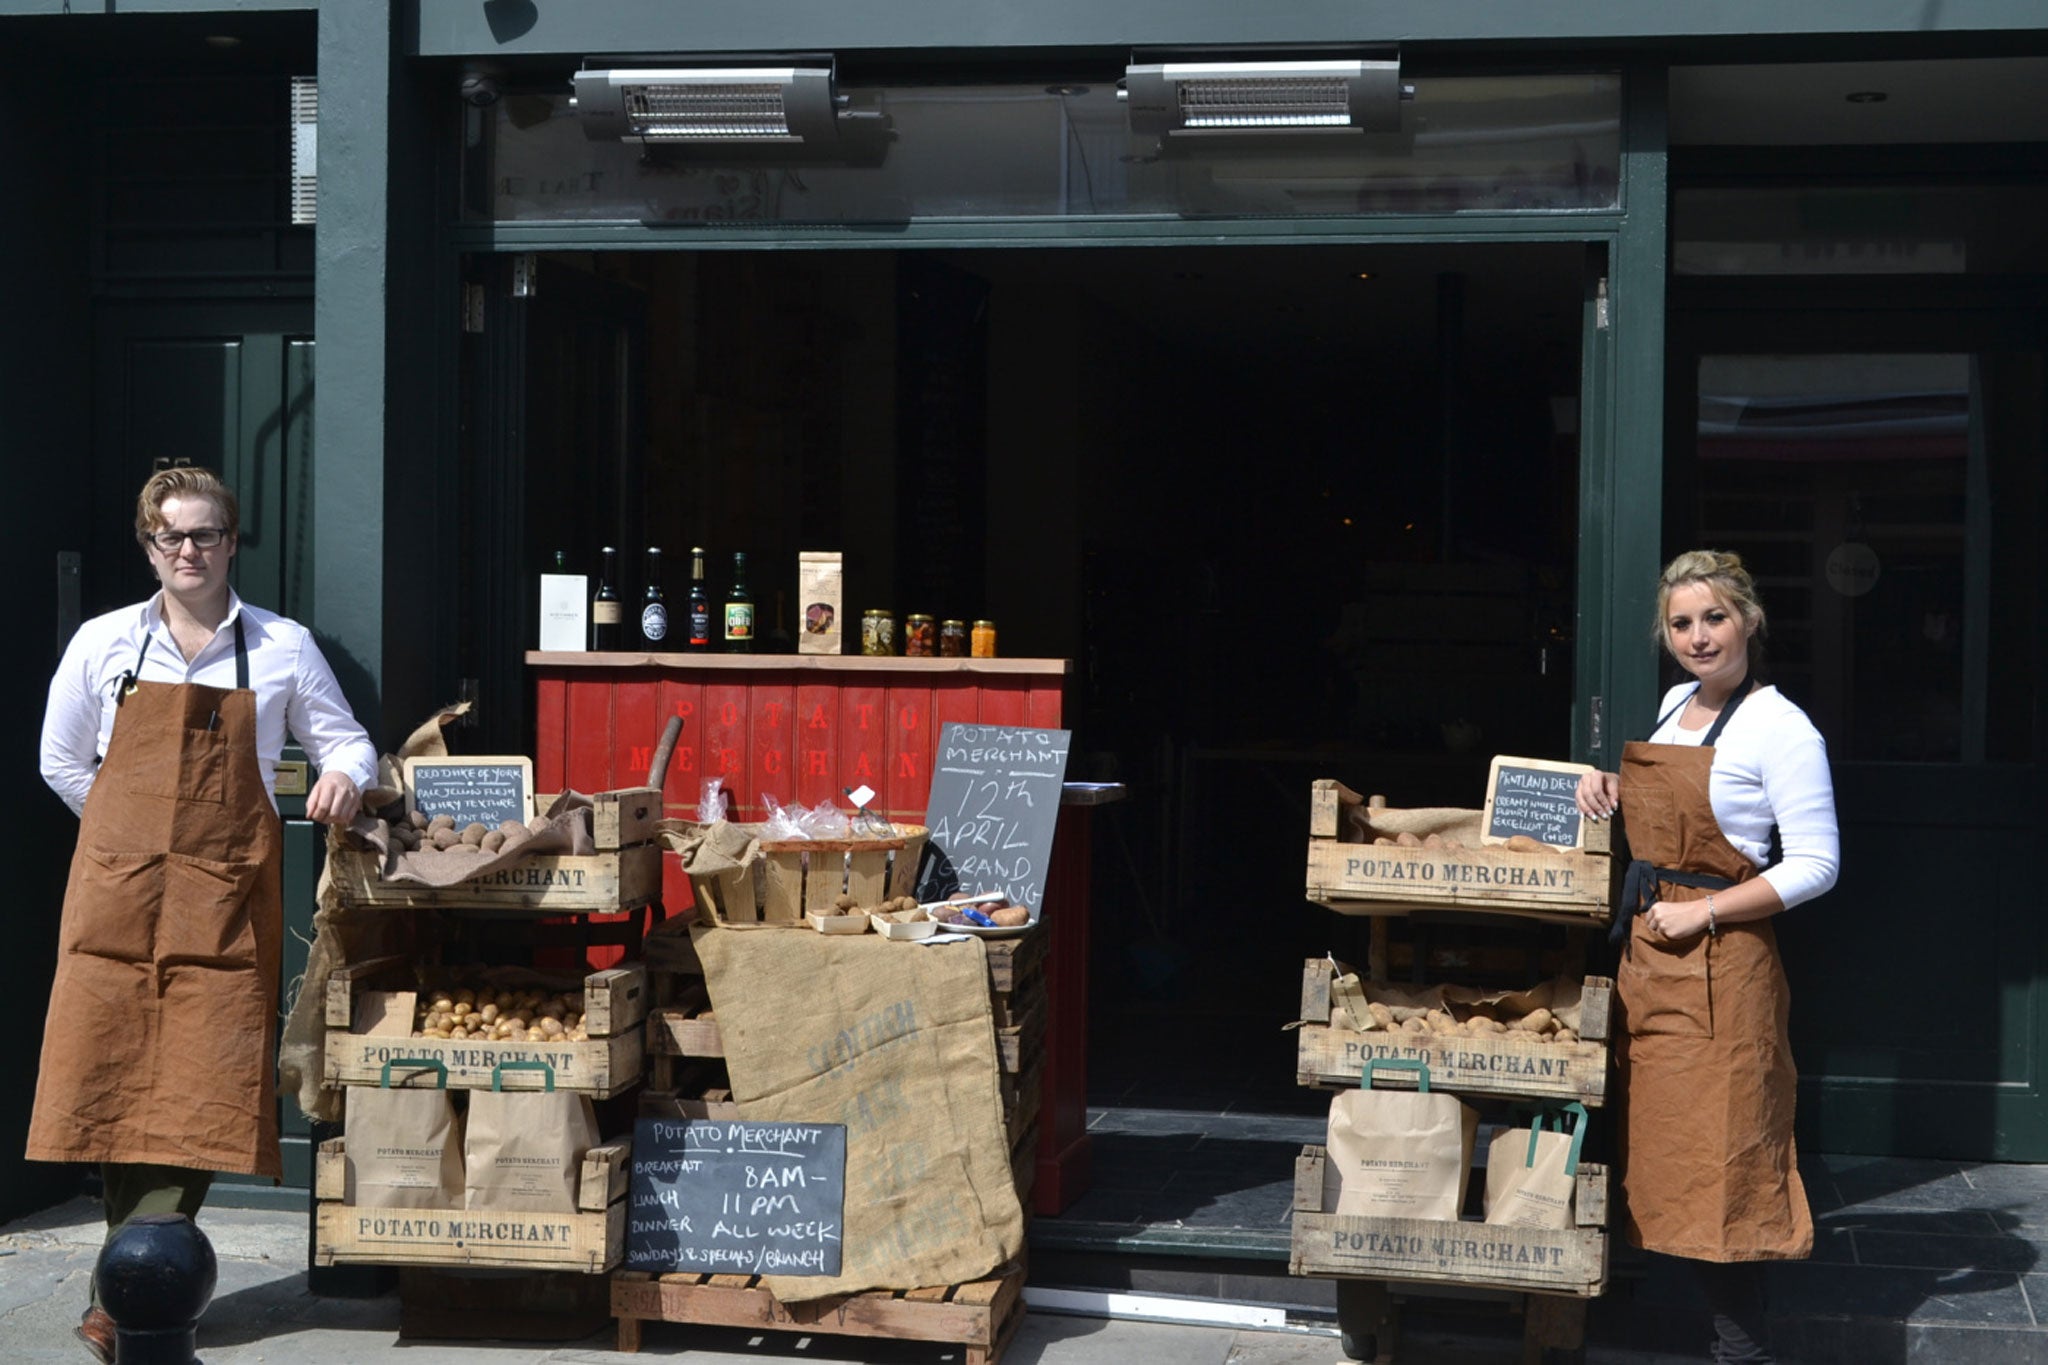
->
[623,912,1039,1362]
[312,788,662,1297]
[1294,779,1617,1365]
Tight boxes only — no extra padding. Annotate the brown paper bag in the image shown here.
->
[1484,1102,1588,1229]
[345,1058,464,1210]
[465,1061,601,1213]
[1323,1059,1476,1220]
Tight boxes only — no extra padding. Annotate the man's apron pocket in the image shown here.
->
[1618,929,1714,1038]
[65,846,166,963]
[123,725,229,805]
[156,853,263,969]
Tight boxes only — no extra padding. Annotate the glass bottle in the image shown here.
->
[640,546,669,646]
[686,546,713,650]
[971,619,998,658]
[591,546,621,651]
[722,551,755,652]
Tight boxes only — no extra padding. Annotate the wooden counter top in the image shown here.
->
[527,651,1070,676]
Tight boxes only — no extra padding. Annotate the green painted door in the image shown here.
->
[1667,303,2048,1160]
[91,297,322,1198]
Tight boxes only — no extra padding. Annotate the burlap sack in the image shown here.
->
[1323,1059,1477,1220]
[1484,1102,1588,1230]
[345,1060,464,1210]
[465,1062,600,1214]
[691,924,1023,1302]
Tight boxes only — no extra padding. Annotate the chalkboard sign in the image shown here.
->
[916,724,1072,914]
[403,756,534,827]
[1482,755,1595,850]
[625,1117,846,1276]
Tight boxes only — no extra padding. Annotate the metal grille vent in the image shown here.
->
[290,75,318,225]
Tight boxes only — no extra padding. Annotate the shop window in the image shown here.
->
[465,73,1619,224]
[1674,185,2048,275]
[1686,352,2042,764]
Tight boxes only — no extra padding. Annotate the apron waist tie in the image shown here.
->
[1611,860,1737,952]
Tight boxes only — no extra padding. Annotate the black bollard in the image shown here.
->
[95,1213,217,1364]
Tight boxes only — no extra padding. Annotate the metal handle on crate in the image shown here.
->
[379,1056,450,1090]
[1361,1057,1432,1092]
[490,1060,558,1093]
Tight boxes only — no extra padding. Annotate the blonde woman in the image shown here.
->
[1576,550,1839,1365]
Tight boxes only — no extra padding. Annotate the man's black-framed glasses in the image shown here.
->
[147,528,229,552]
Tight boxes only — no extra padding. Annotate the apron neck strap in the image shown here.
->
[1645,662,1757,746]
[127,611,250,692]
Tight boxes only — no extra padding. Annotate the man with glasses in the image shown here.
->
[31,465,376,1362]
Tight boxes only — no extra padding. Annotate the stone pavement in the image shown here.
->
[0,1195,1709,1365]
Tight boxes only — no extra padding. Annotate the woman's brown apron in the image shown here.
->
[1613,703,1812,1263]
[27,619,285,1178]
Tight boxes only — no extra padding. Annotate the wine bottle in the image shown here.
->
[686,546,713,650]
[722,551,755,652]
[591,546,621,651]
[640,546,669,646]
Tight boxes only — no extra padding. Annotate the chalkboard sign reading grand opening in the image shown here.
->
[916,724,1072,914]
[626,1117,846,1276]
[1482,755,1595,850]
[403,756,534,827]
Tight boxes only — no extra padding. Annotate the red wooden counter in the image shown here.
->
[527,651,1092,1214]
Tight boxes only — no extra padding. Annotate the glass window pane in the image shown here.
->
[1674,185,2048,275]
[1691,352,2041,763]
[471,73,1619,223]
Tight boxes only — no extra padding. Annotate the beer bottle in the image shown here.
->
[640,546,669,646]
[723,551,755,652]
[686,546,713,650]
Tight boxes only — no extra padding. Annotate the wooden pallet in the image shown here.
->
[610,1260,1026,1361]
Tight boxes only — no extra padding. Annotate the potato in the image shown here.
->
[409,809,432,831]
[1514,1008,1556,1034]
[1553,1027,1579,1044]
[1400,1017,1429,1035]
[1395,831,1423,847]
[1422,832,1444,849]
[460,822,489,846]
[1373,836,1393,846]
[498,819,527,837]
[427,814,456,834]
[991,906,1031,927]
[540,1017,564,1037]
[1366,1002,1395,1029]
[1504,834,1551,854]
[480,831,505,853]
[430,828,459,851]
[1424,1009,1456,1033]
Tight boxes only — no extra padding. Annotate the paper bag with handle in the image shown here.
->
[465,1060,601,1214]
[1323,1058,1477,1220]
[345,1057,465,1210]
[1484,1100,1589,1229]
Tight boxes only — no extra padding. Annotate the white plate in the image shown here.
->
[946,918,1039,939]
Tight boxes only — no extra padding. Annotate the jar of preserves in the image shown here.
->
[971,619,998,658]
[860,609,897,657]
[939,619,969,657]
[904,614,937,657]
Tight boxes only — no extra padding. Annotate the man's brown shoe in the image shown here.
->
[75,1305,114,1364]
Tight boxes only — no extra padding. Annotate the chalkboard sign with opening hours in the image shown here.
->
[403,756,535,828]
[625,1117,846,1276]
[1482,755,1595,850]
[916,723,1072,917]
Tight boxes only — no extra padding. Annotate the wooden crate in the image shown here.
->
[326,961,649,1039]
[1307,779,1614,925]
[1295,958,1612,1106]
[329,843,662,913]
[1289,1146,1608,1297]
[325,1027,642,1098]
[610,1260,1026,1361]
[692,825,927,927]
[313,1136,629,1272]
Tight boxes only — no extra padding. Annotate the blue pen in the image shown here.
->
[961,908,996,927]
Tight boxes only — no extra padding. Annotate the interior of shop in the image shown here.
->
[482,240,1588,1116]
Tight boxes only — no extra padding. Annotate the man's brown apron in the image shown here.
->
[1613,692,1812,1263]
[27,619,285,1178]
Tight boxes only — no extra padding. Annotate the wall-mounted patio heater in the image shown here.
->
[572,64,842,144]
[1121,57,1409,136]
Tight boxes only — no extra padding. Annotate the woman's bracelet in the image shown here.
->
[1706,893,1720,937]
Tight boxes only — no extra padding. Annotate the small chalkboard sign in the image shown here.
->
[916,723,1073,915]
[625,1117,845,1276]
[1482,755,1595,850]
[403,756,534,827]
